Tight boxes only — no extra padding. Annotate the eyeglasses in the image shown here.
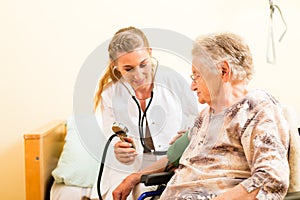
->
[190,74,201,82]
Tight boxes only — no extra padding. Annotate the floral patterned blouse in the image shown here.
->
[160,90,290,200]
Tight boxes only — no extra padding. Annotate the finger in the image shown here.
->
[122,194,128,200]
[112,189,121,200]
[123,137,134,143]
[177,130,187,135]
[123,137,135,148]
[169,138,175,145]
[169,139,176,145]
[115,141,133,148]
[115,152,138,159]
[114,146,137,154]
[169,130,188,145]
[117,156,135,164]
[169,134,181,145]
[114,148,137,161]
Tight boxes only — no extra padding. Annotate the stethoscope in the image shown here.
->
[112,56,167,155]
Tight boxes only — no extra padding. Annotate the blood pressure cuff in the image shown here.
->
[167,132,190,167]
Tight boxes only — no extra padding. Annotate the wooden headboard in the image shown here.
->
[23,120,66,200]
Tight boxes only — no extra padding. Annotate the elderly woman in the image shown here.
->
[112,32,290,200]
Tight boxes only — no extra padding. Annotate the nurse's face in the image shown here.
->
[115,49,153,91]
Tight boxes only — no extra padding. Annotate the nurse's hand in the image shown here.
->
[114,138,137,164]
[169,130,187,145]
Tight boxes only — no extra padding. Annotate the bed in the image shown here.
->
[23,120,66,200]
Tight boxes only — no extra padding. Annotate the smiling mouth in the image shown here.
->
[133,79,145,85]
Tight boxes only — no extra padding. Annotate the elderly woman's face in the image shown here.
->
[190,65,211,105]
[115,49,152,91]
[191,55,226,109]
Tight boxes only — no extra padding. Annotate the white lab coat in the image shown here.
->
[94,66,198,199]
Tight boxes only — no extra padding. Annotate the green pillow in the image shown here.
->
[167,132,190,167]
[52,116,99,187]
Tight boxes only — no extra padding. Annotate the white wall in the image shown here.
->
[1,0,299,199]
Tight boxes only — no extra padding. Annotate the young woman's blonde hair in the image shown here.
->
[94,27,150,110]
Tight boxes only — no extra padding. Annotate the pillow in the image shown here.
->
[52,115,99,187]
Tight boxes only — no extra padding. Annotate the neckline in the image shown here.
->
[137,97,150,101]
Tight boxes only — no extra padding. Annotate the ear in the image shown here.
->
[220,61,231,82]
[148,48,152,56]
[111,62,119,71]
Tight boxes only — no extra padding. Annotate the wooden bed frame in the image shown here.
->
[23,120,300,200]
[23,120,66,200]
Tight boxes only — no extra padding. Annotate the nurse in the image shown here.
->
[93,26,198,200]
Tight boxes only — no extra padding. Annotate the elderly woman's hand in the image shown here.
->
[112,173,141,200]
[114,138,137,164]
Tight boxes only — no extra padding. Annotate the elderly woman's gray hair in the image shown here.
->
[192,32,254,83]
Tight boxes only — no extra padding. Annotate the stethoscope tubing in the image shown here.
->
[131,92,167,155]
[112,57,166,155]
